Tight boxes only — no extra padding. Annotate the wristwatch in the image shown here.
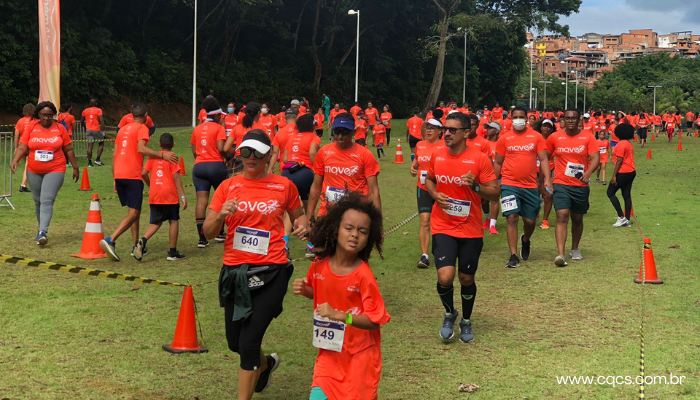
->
[473,183,480,193]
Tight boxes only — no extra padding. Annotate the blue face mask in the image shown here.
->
[227,107,234,113]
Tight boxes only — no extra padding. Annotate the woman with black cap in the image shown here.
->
[204,129,309,399]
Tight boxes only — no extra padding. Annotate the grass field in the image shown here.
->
[1,123,698,399]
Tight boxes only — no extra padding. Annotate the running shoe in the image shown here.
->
[100,238,120,261]
[133,239,145,261]
[198,239,209,248]
[417,255,430,269]
[36,231,48,246]
[305,245,315,260]
[482,219,489,229]
[87,162,94,167]
[602,181,606,185]
[595,178,600,183]
[19,185,30,193]
[94,160,104,166]
[214,233,226,243]
[131,246,148,257]
[166,251,187,261]
[459,319,474,343]
[489,226,499,235]
[540,220,550,229]
[520,234,531,261]
[439,311,459,340]
[254,353,280,393]
[570,249,583,260]
[612,217,629,227]
[554,254,568,267]
[506,254,520,269]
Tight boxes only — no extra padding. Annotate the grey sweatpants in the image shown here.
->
[27,171,65,233]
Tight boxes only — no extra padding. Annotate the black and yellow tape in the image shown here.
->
[633,214,646,399]
[384,212,419,236]
[0,254,188,287]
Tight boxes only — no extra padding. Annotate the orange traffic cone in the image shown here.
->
[651,133,655,141]
[393,139,405,164]
[695,131,698,137]
[677,140,683,151]
[179,158,187,176]
[163,286,208,353]
[633,135,638,142]
[79,167,91,191]
[635,238,663,284]
[71,194,108,259]
[647,148,652,159]
[629,206,635,217]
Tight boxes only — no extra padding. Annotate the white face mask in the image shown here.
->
[261,108,269,114]
[512,119,527,130]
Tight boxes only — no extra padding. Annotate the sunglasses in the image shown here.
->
[442,127,466,134]
[239,147,266,159]
[333,128,353,136]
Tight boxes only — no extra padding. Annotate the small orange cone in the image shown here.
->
[633,135,638,142]
[393,139,405,164]
[651,133,655,141]
[71,194,108,259]
[163,286,208,353]
[635,238,663,284]
[677,140,683,151]
[79,167,91,191]
[647,148,652,159]
[695,131,698,137]
[179,158,187,176]
[629,206,634,217]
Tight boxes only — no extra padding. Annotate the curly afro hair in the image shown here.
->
[308,191,383,262]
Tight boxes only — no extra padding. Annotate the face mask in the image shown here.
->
[227,108,234,113]
[512,119,527,130]
[261,108,268,114]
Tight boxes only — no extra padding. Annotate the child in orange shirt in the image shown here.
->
[373,122,387,159]
[354,111,368,147]
[133,133,188,261]
[595,130,610,185]
[293,192,390,400]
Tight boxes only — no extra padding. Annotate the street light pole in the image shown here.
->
[191,0,198,128]
[539,80,552,110]
[348,10,360,102]
[561,60,569,109]
[463,30,467,105]
[647,84,662,115]
[575,71,579,109]
[583,77,588,112]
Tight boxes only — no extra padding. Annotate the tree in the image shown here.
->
[658,87,689,114]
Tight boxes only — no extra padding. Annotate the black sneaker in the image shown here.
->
[166,251,186,261]
[214,232,226,243]
[520,234,531,261]
[198,240,209,248]
[94,160,104,166]
[506,254,520,268]
[254,353,280,393]
[19,185,30,193]
[87,162,94,168]
[133,239,145,261]
[417,255,430,269]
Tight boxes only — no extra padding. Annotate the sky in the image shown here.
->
[554,0,700,37]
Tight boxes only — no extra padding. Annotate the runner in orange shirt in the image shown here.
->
[224,102,238,138]
[673,112,682,134]
[652,113,662,135]
[349,102,362,118]
[81,98,106,167]
[685,110,695,136]
[380,105,393,146]
[484,122,501,234]
[307,113,381,218]
[276,106,287,130]
[545,109,600,267]
[314,108,325,139]
[492,103,504,119]
[637,112,650,147]
[493,106,551,268]
[536,119,556,230]
[595,130,610,185]
[57,104,76,137]
[354,111,369,147]
[100,104,179,261]
[224,102,265,158]
[406,107,425,154]
[293,192,389,400]
[135,133,188,261]
[373,122,387,159]
[365,102,379,140]
[269,108,299,174]
[13,103,36,192]
[424,111,499,343]
[465,114,494,159]
[410,118,443,268]
[608,123,636,227]
[258,104,278,138]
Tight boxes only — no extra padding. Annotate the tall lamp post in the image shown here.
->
[647,84,663,115]
[191,0,198,128]
[539,80,552,110]
[574,70,579,109]
[348,9,360,102]
[561,60,569,109]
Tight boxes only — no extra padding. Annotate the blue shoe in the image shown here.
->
[459,319,474,343]
[36,231,48,246]
[100,238,120,261]
[439,310,459,340]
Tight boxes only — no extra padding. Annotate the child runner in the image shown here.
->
[134,133,187,261]
[373,121,387,159]
[354,111,369,147]
[537,119,556,229]
[292,192,390,400]
[596,130,610,185]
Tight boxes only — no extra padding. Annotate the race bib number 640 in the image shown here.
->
[233,226,270,255]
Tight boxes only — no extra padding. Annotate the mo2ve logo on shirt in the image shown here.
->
[325,165,360,176]
[236,200,280,215]
[556,145,586,154]
[506,143,536,152]
[29,137,60,144]
[435,174,466,185]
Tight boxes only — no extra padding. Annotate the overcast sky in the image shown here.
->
[554,0,700,37]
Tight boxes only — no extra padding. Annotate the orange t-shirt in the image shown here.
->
[145,151,181,205]
[306,258,390,400]
[209,173,301,266]
[355,119,368,141]
[501,119,513,132]
[82,107,103,131]
[314,114,325,129]
[273,124,297,169]
[612,140,635,173]
[114,123,150,180]
[350,106,362,117]
[312,142,380,216]
[466,134,492,159]
[380,112,392,129]
[493,107,504,117]
[365,108,379,125]
[414,140,442,190]
[487,140,498,160]
[15,116,34,139]
[20,122,71,174]
[406,116,424,140]
[597,139,610,163]
[608,122,619,142]
[373,124,386,146]
[118,114,154,129]
[232,122,266,155]
[224,114,238,137]
[57,113,76,136]
[258,114,278,137]
[686,112,695,122]
[653,115,662,125]
[276,112,287,129]
[299,105,307,115]
[674,114,682,125]
[427,146,496,238]
[329,109,340,126]
[495,128,546,189]
[198,109,207,123]
[191,121,226,164]
[286,131,321,167]
[546,130,598,187]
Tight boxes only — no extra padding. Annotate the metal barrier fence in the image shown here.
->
[72,121,88,158]
[0,130,14,209]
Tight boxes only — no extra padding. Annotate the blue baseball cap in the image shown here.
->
[332,114,355,130]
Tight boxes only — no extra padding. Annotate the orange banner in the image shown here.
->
[38,0,60,107]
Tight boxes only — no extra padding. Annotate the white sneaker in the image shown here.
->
[570,249,583,260]
[612,217,629,227]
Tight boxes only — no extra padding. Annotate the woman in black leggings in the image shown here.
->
[608,123,636,228]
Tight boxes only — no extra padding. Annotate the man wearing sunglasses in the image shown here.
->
[424,112,500,343]
[545,109,600,267]
[307,113,381,219]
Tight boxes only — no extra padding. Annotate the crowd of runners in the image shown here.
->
[10,94,692,399]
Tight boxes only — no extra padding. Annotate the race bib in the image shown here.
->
[500,195,518,212]
[445,198,471,217]
[565,162,585,178]
[233,226,270,255]
[419,170,427,185]
[313,315,345,352]
[34,150,54,162]
[599,147,607,154]
[226,129,232,137]
[325,187,346,203]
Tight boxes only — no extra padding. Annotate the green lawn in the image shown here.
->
[0,124,698,399]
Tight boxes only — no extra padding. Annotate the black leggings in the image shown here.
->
[224,265,293,370]
[607,171,636,218]
[386,128,392,145]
